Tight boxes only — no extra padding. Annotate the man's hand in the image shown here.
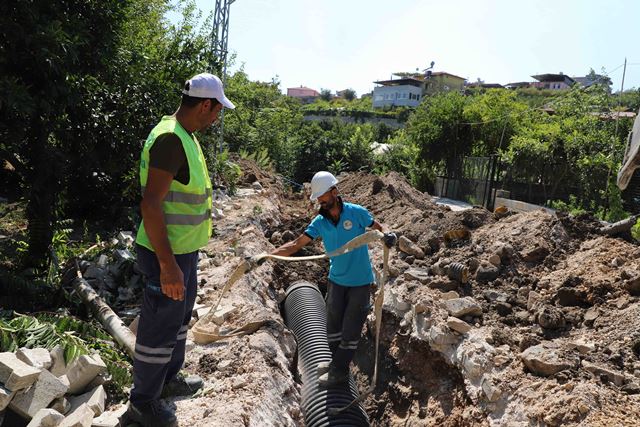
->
[160,261,184,301]
[383,232,398,249]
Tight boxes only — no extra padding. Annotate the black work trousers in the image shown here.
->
[325,280,371,372]
[130,244,198,405]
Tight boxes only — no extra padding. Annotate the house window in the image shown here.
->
[417,94,420,100]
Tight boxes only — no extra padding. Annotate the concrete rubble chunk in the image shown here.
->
[117,231,134,247]
[0,352,42,391]
[398,236,425,259]
[475,264,499,282]
[17,348,53,370]
[403,267,430,283]
[520,344,576,376]
[527,290,542,312]
[113,248,134,263]
[211,305,237,326]
[0,383,16,410]
[65,355,108,395]
[50,396,71,415]
[26,408,64,427]
[428,324,459,351]
[59,403,94,427]
[68,385,106,417]
[9,369,69,419]
[445,297,482,318]
[582,360,625,386]
[91,405,128,427]
[447,317,472,334]
[481,375,502,402]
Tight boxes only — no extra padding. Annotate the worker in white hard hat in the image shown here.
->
[270,171,397,387]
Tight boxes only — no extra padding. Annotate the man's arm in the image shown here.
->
[271,234,312,257]
[140,167,184,301]
[369,219,397,248]
[370,220,385,232]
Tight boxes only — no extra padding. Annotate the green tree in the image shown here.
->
[320,89,333,102]
[343,88,357,101]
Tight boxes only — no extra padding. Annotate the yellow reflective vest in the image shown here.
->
[136,116,212,254]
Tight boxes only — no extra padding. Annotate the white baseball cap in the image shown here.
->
[182,73,235,109]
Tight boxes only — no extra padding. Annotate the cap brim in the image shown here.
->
[219,94,235,109]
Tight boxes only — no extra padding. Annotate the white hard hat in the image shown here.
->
[310,171,338,201]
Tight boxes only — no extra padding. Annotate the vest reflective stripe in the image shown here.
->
[164,210,212,226]
[141,186,210,204]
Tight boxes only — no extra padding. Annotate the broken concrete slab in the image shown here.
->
[68,385,105,417]
[210,305,237,325]
[64,354,107,395]
[59,403,94,427]
[50,396,71,415]
[582,360,625,386]
[91,405,128,427]
[445,297,482,318]
[0,352,42,391]
[49,346,67,377]
[398,236,425,259]
[9,369,69,419]
[403,267,430,283]
[26,408,64,427]
[17,348,52,371]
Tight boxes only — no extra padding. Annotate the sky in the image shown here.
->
[184,0,640,96]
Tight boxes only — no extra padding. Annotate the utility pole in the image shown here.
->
[210,0,236,154]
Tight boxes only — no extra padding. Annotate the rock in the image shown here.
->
[495,302,513,316]
[210,304,237,326]
[520,344,576,376]
[621,382,640,395]
[117,231,134,247]
[428,324,459,350]
[281,230,296,243]
[26,408,64,427]
[569,339,595,354]
[248,332,279,360]
[0,352,41,391]
[483,290,507,303]
[398,236,425,259]
[64,354,107,395]
[556,287,587,307]
[83,266,105,281]
[440,291,460,301]
[527,291,542,312]
[251,181,263,190]
[475,264,499,283]
[582,360,625,386]
[491,242,515,261]
[68,385,106,416]
[488,254,501,267]
[10,370,69,419]
[446,317,472,334]
[16,348,52,371]
[403,268,430,283]
[624,277,640,296]
[113,248,134,263]
[611,257,624,267]
[522,246,549,263]
[269,231,282,244]
[427,277,459,292]
[59,403,94,427]
[537,306,566,329]
[90,405,128,427]
[445,297,482,318]
[50,397,70,415]
[481,375,501,402]
[584,307,600,327]
[96,255,109,269]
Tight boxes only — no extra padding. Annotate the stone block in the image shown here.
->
[445,297,482,318]
[91,405,128,427]
[0,383,16,410]
[49,346,67,377]
[9,369,69,419]
[50,396,71,415]
[68,385,105,417]
[17,348,52,370]
[26,408,64,427]
[59,403,94,427]
[0,352,41,391]
[447,317,472,334]
[211,305,237,326]
[65,355,107,395]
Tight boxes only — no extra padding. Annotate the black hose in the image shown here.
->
[283,281,369,427]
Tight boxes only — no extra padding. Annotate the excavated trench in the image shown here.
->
[270,257,475,425]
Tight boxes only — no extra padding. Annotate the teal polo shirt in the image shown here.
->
[304,199,375,287]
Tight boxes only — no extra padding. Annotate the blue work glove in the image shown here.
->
[383,232,398,248]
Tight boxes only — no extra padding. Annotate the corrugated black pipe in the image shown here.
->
[284,281,369,427]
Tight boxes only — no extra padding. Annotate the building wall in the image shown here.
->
[530,81,571,90]
[287,88,318,97]
[372,85,422,108]
[425,75,466,94]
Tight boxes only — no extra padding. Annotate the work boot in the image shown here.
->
[318,366,349,388]
[161,373,204,397]
[317,361,331,376]
[126,400,177,427]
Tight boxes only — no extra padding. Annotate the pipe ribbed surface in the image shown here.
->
[284,281,369,427]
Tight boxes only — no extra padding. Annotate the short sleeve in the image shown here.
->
[352,204,374,228]
[149,133,186,176]
[304,216,322,240]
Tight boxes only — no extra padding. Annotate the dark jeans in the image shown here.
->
[130,244,198,405]
[325,280,371,371]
